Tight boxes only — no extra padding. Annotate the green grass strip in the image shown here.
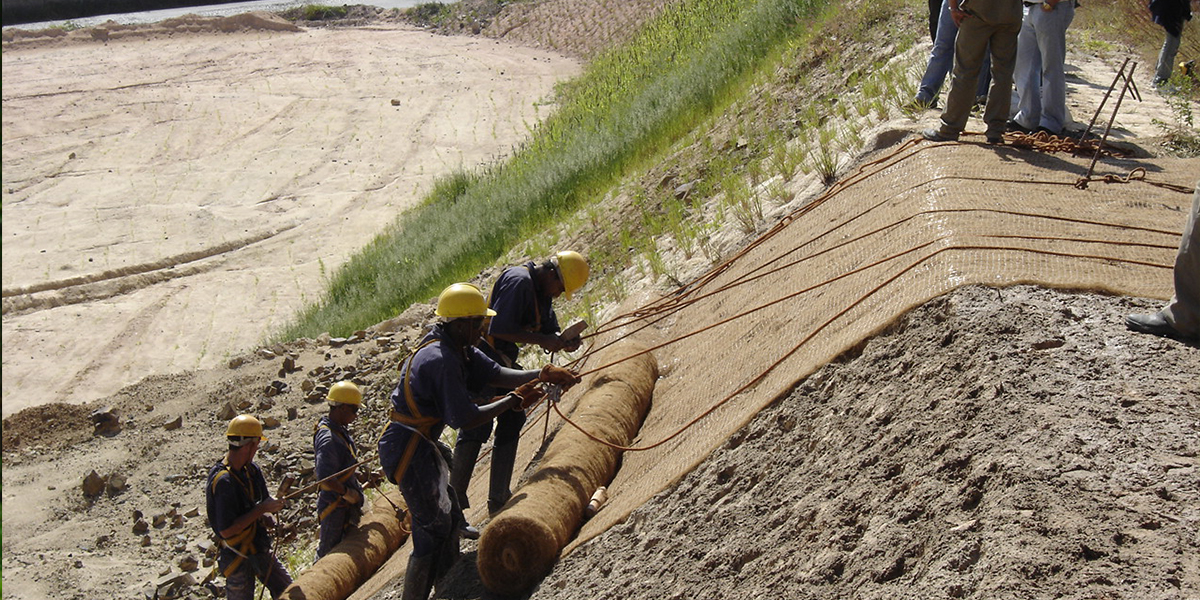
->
[282,0,831,340]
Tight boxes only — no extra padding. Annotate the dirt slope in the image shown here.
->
[3,3,1199,600]
[521,285,1199,600]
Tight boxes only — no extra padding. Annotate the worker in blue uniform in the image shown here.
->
[378,282,581,600]
[313,380,366,559]
[450,251,590,517]
[205,415,292,600]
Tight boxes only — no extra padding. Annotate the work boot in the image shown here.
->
[488,441,518,513]
[401,554,435,600]
[449,440,482,509]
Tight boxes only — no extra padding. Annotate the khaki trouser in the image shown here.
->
[1163,186,1200,336]
[938,0,1022,139]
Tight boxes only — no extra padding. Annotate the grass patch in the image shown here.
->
[281,0,834,341]
[280,4,350,21]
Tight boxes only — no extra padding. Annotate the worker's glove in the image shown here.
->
[513,381,546,410]
[341,489,362,506]
[539,364,581,390]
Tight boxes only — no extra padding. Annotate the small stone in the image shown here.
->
[282,356,296,373]
[152,514,169,529]
[236,399,253,410]
[82,471,106,498]
[262,416,281,429]
[133,518,149,534]
[301,379,316,393]
[106,473,128,496]
[164,416,183,431]
[390,99,401,106]
[90,407,122,437]
[184,506,200,518]
[287,407,299,421]
[228,356,246,369]
[216,402,237,421]
[141,535,152,547]
[256,348,277,359]
[178,554,199,572]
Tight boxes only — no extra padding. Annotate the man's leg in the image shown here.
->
[260,554,294,599]
[487,409,527,513]
[917,0,958,104]
[315,503,347,559]
[450,421,492,508]
[1163,187,1200,336]
[224,564,255,600]
[1155,30,1182,85]
[983,21,1021,139]
[939,15,991,137]
[1011,5,1042,130]
[1032,1,1074,133]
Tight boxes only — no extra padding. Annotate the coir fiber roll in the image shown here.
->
[477,344,658,595]
[278,490,408,600]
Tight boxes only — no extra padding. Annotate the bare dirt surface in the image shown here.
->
[1,12,578,418]
[3,3,1199,600]
[523,285,1199,600]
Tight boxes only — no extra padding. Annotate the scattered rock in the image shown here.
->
[164,416,183,431]
[228,355,247,369]
[90,407,122,437]
[152,514,169,529]
[106,473,128,496]
[141,535,152,547]
[82,471,106,498]
[133,518,150,534]
[178,554,199,572]
[287,407,299,421]
[262,416,281,429]
[184,506,200,518]
[256,348,277,359]
[216,403,237,421]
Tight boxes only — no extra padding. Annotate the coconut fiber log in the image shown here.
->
[278,490,408,600]
[477,344,658,595]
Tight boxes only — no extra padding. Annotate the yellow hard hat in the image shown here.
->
[436,283,497,319]
[554,251,589,299]
[327,380,363,407]
[226,414,266,445]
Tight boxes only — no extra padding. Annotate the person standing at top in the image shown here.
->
[377,282,581,600]
[1008,0,1076,135]
[449,251,590,517]
[923,0,1024,145]
[1149,0,1194,87]
[205,415,293,600]
[313,381,366,559]
[914,0,992,110]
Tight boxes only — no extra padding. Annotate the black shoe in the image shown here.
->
[1005,120,1030,134]
[987,135,1003,145]
[921,129,958,142]
[1125,313,1178,338]
[1034,126,1058,136]
[459,523,481,540]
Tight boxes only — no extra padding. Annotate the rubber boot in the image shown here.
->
[401,553,435,600]
[449,440,482,508]
[488,441,518,514]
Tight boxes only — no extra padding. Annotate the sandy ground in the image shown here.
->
[2,5,1199,600]
[1,16,578,418]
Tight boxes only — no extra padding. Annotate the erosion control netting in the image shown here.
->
[353,141,1195,600]
[554,140,1197,555]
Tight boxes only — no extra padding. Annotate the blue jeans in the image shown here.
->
[1012,1,1075,133]
[1155,30,1182,84]
[917,0,991,103]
